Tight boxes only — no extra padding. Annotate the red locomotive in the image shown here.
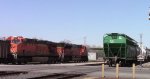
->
[6,36,88,64]
[58,43,88,62]
[7,36,59,64]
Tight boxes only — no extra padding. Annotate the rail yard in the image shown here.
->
[0,33,149,79]
[1,0,149,79]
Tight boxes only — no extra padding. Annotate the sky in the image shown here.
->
[0,0,150,47]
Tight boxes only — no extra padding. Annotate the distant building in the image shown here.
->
[88,47,104,61]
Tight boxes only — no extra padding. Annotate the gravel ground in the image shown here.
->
[0,62,149,79]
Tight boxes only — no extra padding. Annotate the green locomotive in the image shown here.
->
[103,33,140,66]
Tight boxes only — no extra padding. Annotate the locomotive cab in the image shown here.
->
[7,36,24,53]
[11,37,23,44]
[6,36,24,64]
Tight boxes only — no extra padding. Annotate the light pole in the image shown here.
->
[140,34,143,67]
[83,36,87,46]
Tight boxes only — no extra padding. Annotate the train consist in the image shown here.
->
[0,33,150,66]
[103,33,150,66]
[0,36,88,64]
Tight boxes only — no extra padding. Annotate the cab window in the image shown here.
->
[12,39,21,44]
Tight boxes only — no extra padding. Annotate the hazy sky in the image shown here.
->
[0,0,150,47]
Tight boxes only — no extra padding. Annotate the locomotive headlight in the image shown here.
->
[110,40,114,43]
[119,36,122,39]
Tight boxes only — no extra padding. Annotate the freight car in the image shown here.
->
[145,48,150,61]
[103,33,140,66]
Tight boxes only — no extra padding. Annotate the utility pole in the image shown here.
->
[149,8,150,20]
[83,36,87,46]
[138,33,144,67]
[148,7,150,20]
[140,34,143,48]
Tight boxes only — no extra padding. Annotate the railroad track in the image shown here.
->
[0,64,104,79]
[27,66,101,79]
[0,69,94,79]
[28,73,85,79]
[0,71,27,76]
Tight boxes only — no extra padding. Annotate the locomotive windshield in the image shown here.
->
[111,33,118,39]
[112,35,117,39]
[12,38,21,44]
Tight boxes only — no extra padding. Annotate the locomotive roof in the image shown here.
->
[0,40,10,42]
[24,38,56,44]
[57,42,83,47]
[106,33,138,45]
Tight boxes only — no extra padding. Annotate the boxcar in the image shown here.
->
[103,33,140,66]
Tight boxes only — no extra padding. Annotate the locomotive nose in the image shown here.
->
[10,44,17,53]
[11,45,16,48]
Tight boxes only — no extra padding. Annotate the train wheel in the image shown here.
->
[120,60,125,67]
[17,61,21,65]
[108,60,112,67]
